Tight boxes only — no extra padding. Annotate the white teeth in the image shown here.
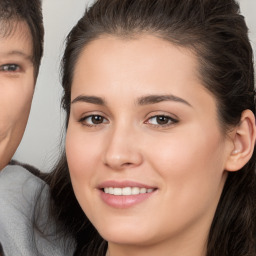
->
[114,188,122,196]
[140,188,147,193]
[131,187,140,195]
[109,187,114,194]
[122,187,132,195]
[103,187,154,195]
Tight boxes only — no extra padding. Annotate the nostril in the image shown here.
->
[122,162,132,166]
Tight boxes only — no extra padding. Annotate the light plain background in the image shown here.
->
[14,0,256,172]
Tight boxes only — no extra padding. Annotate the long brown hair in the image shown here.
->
[46,0,256,255]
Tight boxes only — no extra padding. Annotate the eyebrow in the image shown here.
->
[0,50,33,62]
[71,95,105,105]
[137,94,192,107]
[71,94,192,107]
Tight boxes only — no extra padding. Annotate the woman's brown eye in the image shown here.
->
[156,116,169,125]
[91,115,104,124]
[79,115,108,126]
[146,115,178,127]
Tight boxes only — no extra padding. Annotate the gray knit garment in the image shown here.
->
[0,165,75,256]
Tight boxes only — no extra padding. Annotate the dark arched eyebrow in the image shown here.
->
[71,94,192,107]
[137,94,192,107]
[71,95,105,105]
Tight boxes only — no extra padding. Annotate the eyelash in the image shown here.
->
[145,115,178,127]
[79,114,178,128]
[0,64,21,72]
[79,115,109,127]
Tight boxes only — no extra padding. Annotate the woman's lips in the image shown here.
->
[98,181,157,208]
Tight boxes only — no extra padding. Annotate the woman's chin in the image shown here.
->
[99,227,153,246]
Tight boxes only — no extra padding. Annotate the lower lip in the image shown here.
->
[99,190,155,209]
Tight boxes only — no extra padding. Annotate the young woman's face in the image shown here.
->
[66,35,234,254]
[0,21,34,170]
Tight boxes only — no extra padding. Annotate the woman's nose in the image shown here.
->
[102,125,143,170]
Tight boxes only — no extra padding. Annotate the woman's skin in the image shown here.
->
[0,21,34,170]
[66,35,255,256]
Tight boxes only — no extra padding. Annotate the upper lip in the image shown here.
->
[98,180,156,189]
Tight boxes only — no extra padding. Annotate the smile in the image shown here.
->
[99,182,157,208]
[103,187,154,195]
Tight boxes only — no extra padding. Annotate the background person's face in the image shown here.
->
[66,35,234,255]
[0,21,34,170]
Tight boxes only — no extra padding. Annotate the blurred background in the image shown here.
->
[13,0,256,172]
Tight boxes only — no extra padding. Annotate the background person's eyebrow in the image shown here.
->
[71,95,105,105]
[137,94,192,107]
[3,50,33,62]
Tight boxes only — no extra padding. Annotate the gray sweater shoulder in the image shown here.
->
[0,165,75,256]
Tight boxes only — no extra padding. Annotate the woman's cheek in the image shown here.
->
[66,127,100,177]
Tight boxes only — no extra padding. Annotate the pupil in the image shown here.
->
[92,116,103,124]
[157,116,168,124]
[5,65,17,71]
[10,65,16,71]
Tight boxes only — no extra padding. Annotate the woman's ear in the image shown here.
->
[225,109,256,172]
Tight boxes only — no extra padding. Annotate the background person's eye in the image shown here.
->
[146,115,178,126]
[0,64,20,72]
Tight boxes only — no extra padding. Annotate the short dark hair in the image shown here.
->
[47,0,256,255]
[0,0,44,78]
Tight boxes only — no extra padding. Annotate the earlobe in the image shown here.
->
[225,109,256,172]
